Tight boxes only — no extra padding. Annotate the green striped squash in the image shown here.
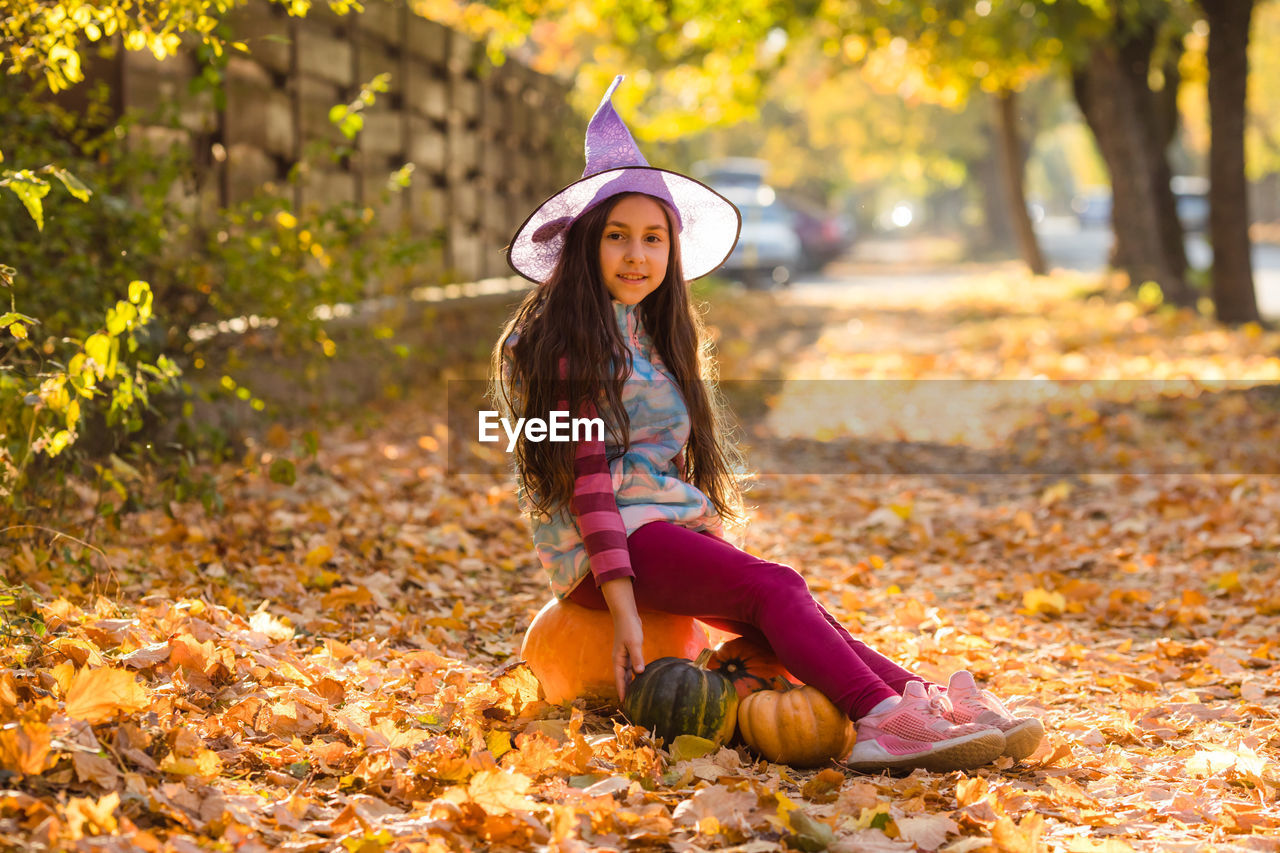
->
[621,649,739,746]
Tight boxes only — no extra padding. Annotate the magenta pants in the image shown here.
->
[568,521,925,719]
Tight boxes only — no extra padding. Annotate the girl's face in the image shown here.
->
[598,194,670,305]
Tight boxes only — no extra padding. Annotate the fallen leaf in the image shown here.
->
[580,775,630,797]
[159,747,223,780]
[1185,745,1270,781]
[1021,588,1066,617]
[789,809,836,851]
[72,749,120,789]
[321,584,373,610]
[955,776,988,808]
[669,734,718,762]
[63,667,149,724]
[118,642,171,669]
[801,767,846,803]
[991,812,1044,852]
[464,768,539,814]
[0,721,53,775]
[897,815,959,851]
[53,638,104,668]
[64,791,119,840]
[1065,839,1136,852]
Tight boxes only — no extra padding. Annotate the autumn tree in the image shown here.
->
[443,0,1269,317]
[1062,1,1196,307]
[1199,0,1263,323]
[715,44,998,231]
[799,0,1056,273]
[1246,2,1280,210]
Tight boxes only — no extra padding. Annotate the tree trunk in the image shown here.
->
[973,125,1015,256]
[1070,23,1194,306]
[1202,0,1261,324]
[1147,49,1192,286]
[992,88,1047,275]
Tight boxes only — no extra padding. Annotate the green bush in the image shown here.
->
[1,70,430,514]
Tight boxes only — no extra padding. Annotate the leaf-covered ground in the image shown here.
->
[2,267,1279,852]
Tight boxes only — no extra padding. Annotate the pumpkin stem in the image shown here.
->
[693,647,715,669]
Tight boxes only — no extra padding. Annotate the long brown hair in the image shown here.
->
[491,192,743,523]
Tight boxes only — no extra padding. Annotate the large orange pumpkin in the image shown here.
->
[738,684,857,768]
[520,599,710,705]
[709,636,800,699]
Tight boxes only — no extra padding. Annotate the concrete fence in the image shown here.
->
[87,0,578,284]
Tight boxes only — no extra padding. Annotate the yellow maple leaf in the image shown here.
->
[1213,571,1243,593]
[1185,745,1270,781]
[1021,588,1066,617]
[322,585,373,610]
[50,660,76,696]
[159,747,223,780]
[1040,480,1074,506]
[485,730,514,760]
[956,775,988,807]
[992,812,1045,851]
[64,792,119,840]
[0,721,53,776]
[53,637,104,668]
[304,544,334,567]
[669,734,717,763]
[774,790,798,826]
[466,768,539,814]
[169,633,233,679]
[63,666,149,724]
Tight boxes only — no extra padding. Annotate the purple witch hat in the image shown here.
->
[508,75,741,283]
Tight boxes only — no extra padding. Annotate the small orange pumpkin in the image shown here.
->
[709,636,799,698]
[738,683,857,768]
[520,599,710,704]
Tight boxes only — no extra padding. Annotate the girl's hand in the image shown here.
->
[611,611,645,700]
[600,578,645,699]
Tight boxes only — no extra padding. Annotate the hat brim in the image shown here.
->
[507,167,742,283]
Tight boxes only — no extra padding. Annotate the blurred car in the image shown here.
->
[692,157,769,190]
[1026,198,1046,225]
[1072,178,1210,231]
[1071,189,1112,228]
[786,198,856,271]
[718,186,802,288]
[1172,175,1210,232]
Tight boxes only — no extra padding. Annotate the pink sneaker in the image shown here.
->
[936,671,1046,761]
[845,681,1005,774]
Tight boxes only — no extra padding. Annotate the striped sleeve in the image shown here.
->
[562,391,634,587]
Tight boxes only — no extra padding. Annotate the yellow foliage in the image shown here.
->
[63,666,149,723]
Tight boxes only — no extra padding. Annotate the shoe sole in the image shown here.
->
[846,730,1005,774]
[1002,718,1046,761]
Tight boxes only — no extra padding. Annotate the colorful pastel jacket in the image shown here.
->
[504,300,723,598]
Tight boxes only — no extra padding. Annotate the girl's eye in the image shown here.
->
[645,234,663,243]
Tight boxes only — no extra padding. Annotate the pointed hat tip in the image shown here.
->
[592,74,626,120]
[583,73,648,175]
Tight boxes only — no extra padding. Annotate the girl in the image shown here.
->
[493,77,1044,773]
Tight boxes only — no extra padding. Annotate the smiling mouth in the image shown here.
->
[618,274,647,282]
